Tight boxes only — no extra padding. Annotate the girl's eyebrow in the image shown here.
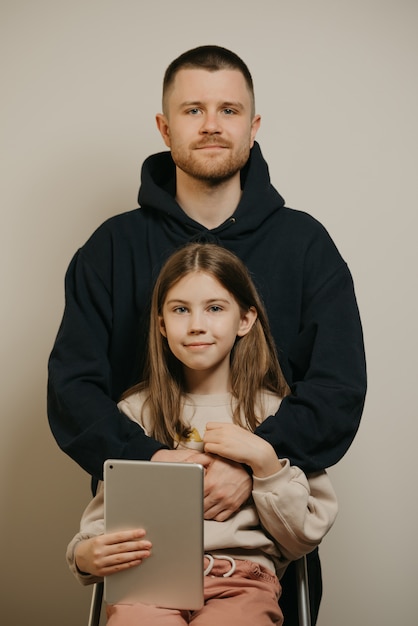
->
[165,299,188,306]
[165,297,231,306]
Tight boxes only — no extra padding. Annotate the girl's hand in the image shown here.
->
[74,529,152,577]
[203,422,283,478]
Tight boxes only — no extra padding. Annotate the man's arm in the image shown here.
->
[47,247,167,480]
[257,261,367,473]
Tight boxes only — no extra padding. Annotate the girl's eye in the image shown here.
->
[209,305,222,312]
[174,306,188,314]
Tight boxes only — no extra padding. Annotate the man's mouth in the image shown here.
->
[193,141,230,150]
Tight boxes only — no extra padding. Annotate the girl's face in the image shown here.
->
[159,270,256,393]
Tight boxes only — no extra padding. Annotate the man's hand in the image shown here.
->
[187,453,252,522]
[151,448,200,463]
[152,447,253,522]
[74,529,152,577]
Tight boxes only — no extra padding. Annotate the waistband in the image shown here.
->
[204,554,236,577]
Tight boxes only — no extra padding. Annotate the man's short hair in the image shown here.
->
[162,45,255,115]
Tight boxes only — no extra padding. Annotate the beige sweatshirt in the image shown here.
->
[66,390,338,585]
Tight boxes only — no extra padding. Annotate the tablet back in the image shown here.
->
[104,459,204,609]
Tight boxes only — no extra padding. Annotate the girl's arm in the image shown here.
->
[203,422,338,560]
[203,422,283,476]
[66,481,151,584]
[252,463,338,561]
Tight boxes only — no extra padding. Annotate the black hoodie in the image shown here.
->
[48,143,366,480]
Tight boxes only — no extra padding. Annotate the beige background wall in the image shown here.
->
[1,1,417,624]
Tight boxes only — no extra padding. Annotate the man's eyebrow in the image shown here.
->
[179,101,203,108]
[221,101,245,110]
[178,100,245,110]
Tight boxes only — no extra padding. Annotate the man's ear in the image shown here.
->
[237,306,258,337]
[156,113,171,148]
[159,316,167,337]
[249,114,261,148]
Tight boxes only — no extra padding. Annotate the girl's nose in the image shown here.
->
[188,311,206,334]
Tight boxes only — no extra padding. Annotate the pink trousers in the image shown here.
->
[106,558,283,626]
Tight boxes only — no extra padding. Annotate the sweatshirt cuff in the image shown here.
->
[66,534,103,587]
[252,458,292,492]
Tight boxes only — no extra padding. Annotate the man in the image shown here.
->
[48,45,366,624]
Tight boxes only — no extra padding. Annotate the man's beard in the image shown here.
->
[172,140,251,185]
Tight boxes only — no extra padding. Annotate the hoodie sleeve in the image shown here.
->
[252,461,338,562]
[255,221,367,472]
[47,236,166,481]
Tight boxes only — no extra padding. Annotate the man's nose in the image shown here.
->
[200,112,221,134]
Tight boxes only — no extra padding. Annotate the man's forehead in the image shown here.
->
[166,68,252,107]
[176,66,247,83]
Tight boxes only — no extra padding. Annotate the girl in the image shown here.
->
[67,243,337,626]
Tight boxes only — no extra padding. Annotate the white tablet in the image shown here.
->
[104,459,204,609]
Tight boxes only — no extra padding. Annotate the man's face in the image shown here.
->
[156,69,261,185]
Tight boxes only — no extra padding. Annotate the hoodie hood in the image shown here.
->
[137,142,285,240]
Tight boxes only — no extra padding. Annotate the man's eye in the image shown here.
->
[188,108,201,115]
[223,108,235,115]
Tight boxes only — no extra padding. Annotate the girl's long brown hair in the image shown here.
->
[122,243,290,446]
